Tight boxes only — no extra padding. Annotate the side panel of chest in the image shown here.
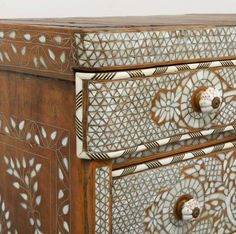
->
[0,71,81,233]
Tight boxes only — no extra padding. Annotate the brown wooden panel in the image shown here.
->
[0,71,82,233]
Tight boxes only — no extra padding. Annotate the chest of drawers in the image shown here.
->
[0,15,236,234]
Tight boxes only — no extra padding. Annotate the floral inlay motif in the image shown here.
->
[144,191,168,233]
[0,113,71,233]
[0,195,18,233]
[144,178,204,233]
[112,150,236,233]
[151,89,181,124]
[151,70,225,129]
[4,156,43,234]
[0,28,73,78]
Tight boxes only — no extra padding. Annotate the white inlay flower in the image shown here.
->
[152,91,181,124]
[144,202,162,233]
[218,151,236,197]
[144,191,168,233]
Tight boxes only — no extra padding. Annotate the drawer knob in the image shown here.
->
[174,195,201,221]
[192,86,222,113]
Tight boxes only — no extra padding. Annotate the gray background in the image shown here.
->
[0,0,235,18]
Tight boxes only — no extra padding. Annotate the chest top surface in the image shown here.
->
[1,14,236,80]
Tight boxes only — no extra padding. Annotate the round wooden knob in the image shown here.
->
[192,86,222,113]
[174,195,201,221]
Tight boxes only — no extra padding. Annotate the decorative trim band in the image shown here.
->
[75,59,236,160]
[112,141,236,177]
[76,59,236,81]
[82,126,236,159]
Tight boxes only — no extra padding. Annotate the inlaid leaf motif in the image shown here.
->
[63,158,69,171]
[63,205,69,215]
[39,56,47,68]
[31,170,36,178]
[50,131,57,140]
[4,156,43,233]
[26,132,31,140]
[6,168,13,175]
[29,158,35,167]
[13,182,20,189]
[20,193,28,201]
[0,195,18,233]
[63,221,70,233]
[58,168,64,181]
[34,135,40,145]
[36,196,42,206]
[22,158,26,169]
[48,49,56,61]
[41,127,47,139]
[10,117,16,128]
[19,120,25,130]
[35,164,42,172]
[33,182,38,192]
[20,203,28,210]
[25,175,29,185]
[0,114,70,233]
[58,190,64,199]
[16,158,21,169]
[4,126,9,134]
[61,136,68,147]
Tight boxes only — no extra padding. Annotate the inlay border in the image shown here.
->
[112,140,236,177]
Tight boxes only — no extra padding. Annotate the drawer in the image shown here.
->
[111,141,236,233]
[76,60,236,160]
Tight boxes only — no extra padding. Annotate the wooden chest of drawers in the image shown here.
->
[0,15,236,234]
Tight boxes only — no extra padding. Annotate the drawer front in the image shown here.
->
[76,60,236,159]
[112,142,236,233]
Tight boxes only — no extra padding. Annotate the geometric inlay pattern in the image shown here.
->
[95,166,110,234]
[87,66,236,153]
[112,149,236,233]
[75,27,236,68]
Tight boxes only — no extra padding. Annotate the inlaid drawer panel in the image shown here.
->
[111,142,236,233]
[76,60,236,159]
